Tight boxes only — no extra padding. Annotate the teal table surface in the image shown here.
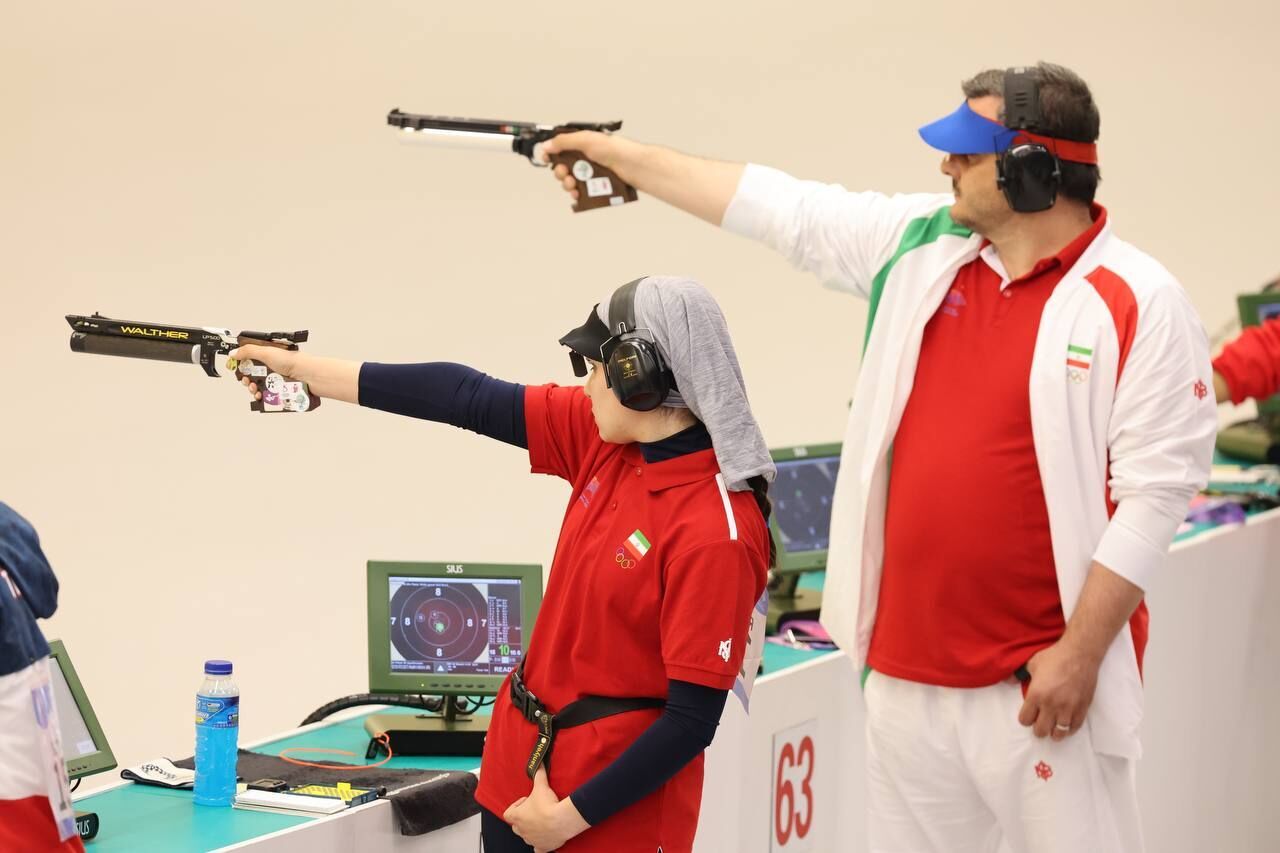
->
[761,641,835,673]
[796,570,824,592]
[74,706,485,852]
[73,783,308,853]
[76,658,830,852]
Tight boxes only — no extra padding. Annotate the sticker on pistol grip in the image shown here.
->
[282,381,309,412]
[262,373,285,410]
[239,359,269,379]
[586,176,614,198]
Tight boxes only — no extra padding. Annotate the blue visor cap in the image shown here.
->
[918,102,1020,155]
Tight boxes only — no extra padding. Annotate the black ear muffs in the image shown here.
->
[998,67,1063,214]
[602,278,672,412]
[602,334,670,412]
[997,142,1061,213]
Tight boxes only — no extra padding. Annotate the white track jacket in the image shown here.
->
[723,164,1218,758]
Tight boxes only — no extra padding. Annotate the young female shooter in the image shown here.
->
[234,276,775,852]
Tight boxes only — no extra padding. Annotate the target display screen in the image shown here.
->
[387,576,525,676]
[772,454,841,554]
[50,657,99,758]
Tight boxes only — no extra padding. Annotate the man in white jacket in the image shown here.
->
[541,62,1218,852]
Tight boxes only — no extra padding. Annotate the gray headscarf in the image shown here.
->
[595,276,775,491]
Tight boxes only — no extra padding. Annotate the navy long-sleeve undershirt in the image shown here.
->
[359,362,528,448]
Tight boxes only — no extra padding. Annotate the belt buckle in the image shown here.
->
[512,675,540,722]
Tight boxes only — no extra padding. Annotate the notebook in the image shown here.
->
[233,783,379,817]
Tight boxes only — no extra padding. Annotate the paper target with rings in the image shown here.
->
[390,581,490,665]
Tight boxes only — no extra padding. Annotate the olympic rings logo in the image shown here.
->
[1067,367,1089,384]
[614,548,636,569]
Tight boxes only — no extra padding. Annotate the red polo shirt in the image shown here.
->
[474,384,768,852]
[867,207,1127,687]
[1214,316,1280,404]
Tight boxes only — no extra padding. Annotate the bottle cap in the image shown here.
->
[204,660,233,676]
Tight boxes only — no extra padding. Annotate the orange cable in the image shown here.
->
[278,732,394,770]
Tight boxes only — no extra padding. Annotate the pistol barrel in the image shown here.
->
[70,332,202,368]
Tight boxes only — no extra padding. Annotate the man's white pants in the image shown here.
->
[864,670,1143,853]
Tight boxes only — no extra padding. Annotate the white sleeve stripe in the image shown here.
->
[715,474,738,541]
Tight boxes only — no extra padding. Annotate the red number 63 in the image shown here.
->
[774,734,815,845]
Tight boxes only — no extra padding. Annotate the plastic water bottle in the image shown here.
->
[194,659,239,807]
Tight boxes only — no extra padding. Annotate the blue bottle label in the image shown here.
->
[195,695,240,729]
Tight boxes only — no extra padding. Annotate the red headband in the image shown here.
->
[1012,131,1099,166]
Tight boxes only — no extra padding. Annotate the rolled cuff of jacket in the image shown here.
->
[720,163,788,239]
[1092,498,1182,591]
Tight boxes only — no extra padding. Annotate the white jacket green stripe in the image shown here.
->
[722,164,1217,759]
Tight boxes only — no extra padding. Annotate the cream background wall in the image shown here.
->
[3,1,1278,793]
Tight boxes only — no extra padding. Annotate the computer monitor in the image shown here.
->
[47,639,116,780]
[766,443,841,631]
[1237,292,1280,414]
[770,443,842,573]
[364,561,543,756]
[367,560,542,695]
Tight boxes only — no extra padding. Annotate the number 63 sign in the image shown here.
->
[771,719,817,852]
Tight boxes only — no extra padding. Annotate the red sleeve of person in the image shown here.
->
[1213,317,1280,404]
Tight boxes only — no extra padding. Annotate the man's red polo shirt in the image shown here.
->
[867,207,1133,687]
[474,384,768,852]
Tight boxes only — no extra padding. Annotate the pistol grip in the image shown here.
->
[233,360,321,413]
[549,151,638,213]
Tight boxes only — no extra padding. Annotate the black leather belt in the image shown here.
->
[509,663,664,779]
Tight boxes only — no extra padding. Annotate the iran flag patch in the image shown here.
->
[622,529,652,561]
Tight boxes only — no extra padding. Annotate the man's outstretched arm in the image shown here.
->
[542,131,744,225]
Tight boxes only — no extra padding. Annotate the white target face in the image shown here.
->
[390,581,488,664]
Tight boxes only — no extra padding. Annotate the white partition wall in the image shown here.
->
[697,508,1280,853]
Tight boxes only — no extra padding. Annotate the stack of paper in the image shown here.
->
[233,783,379,817]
